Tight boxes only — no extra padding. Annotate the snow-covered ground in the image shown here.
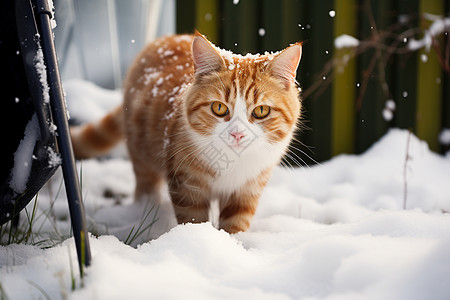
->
[1,79,450,300]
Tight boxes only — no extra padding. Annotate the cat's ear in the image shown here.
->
[192,31,225,76]
[268,43,302,87]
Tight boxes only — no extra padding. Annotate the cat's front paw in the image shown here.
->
[219,213,252,234]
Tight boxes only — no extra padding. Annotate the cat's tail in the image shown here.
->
[70,105,125,159]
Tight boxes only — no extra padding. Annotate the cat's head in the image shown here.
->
[183,32,302,174]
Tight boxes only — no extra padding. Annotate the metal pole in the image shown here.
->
[33,0,91,271]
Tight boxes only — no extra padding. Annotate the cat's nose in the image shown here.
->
[231,131,245,143]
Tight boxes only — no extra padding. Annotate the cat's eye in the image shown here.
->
[252,105,271,119]
[211,101,229,117]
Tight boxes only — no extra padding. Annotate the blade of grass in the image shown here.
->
[0,281,9,300]
[23,194,39,244]
[124,204,159,245]
[26,280,51,300]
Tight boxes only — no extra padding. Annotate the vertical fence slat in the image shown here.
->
[332,0,357,155]
[416,0,444,151]
[393,0,420,132]
[443,69,450,152]
[300,0,334,162]
[176,0,196,34]
[445,1,450,137]
[280,0,310,166]
[260,0,305,52]
[356,0,393,154]
[221,0,259,54]
[195,0,219,44]
[260,0,282,52]
[444,65,450,132]
[443,0,450,148]
[221,1,239,52]
[281,0,305,47]
[284,0,308,88]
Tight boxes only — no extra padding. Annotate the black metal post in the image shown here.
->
[33,0,91,270]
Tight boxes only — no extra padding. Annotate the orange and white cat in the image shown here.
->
[71,32,302,233]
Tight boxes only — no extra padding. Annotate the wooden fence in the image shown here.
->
[176,0,450,163]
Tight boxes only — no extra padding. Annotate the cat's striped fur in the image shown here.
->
[70,32,302,233]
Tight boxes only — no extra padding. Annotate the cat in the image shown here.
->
[70,31,302,233]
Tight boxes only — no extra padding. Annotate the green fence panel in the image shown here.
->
[332,0,357,156]
[416,0,444,151]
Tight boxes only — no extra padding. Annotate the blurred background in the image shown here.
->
[52,0,450,163]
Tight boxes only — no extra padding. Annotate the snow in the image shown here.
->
[385,99,396,111]
[334,34,359,49]
[204,35,280,69]
[9,113,40,194]
[1,79,450,299]
[258,28,266,37]
[34,37,51,104]
[407,16,450,51]
[47,0,57,29]
[382,100,396,122]
[63,79,122,123]
[382,108,393,122]
[420,53,428,63]
[439,128,450,146]
[47,146,62,168]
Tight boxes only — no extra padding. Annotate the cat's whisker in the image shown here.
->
[277,134,321,166]
[168,147,200,184]
[278,159,290,170]
[181,143,213,182]
[277,152,295,171]
[287,144,322,167]
[263,137,311,169]
[162,137,211,169]
[168,147,207,190]
[158,142,196,168]
[258,141,294,171]
[290,136,319,157]
[168,140,211,182]
[281,159,296,171]
[284,149,307,169]
[158,133,211,160]
[164,130,211,140]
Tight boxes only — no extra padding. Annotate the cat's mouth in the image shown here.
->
[230,142,244,149]
[227,138,254,154]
